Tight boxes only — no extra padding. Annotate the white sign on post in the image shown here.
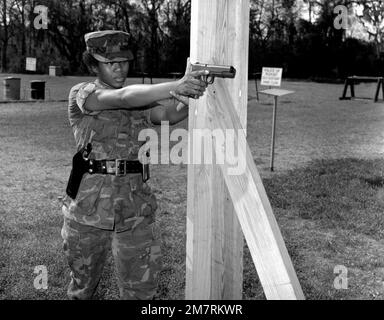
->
[26,57,37,72]
[261,67,283,87]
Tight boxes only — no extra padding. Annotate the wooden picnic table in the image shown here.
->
[169,72,183,80]
[340,75,384,102]
[138,72,153,84]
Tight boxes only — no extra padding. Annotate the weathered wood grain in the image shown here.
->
[186,0,248,300]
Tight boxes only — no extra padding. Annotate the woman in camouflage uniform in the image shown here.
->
[62,30,208,300]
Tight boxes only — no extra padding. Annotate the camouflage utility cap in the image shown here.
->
[85,30,134,63]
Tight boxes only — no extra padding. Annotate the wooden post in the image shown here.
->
[186,0,304,300]
[382,78,384,100]
[186,0,249,299]
[270,96,278,171]
[350,78,355,98]
[374,78,381,102]
[340,79,348,100]
[206,81,305,300]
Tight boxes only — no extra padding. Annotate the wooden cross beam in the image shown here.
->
[185,0,304,300]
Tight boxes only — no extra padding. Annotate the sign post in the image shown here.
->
[260,68,294,171]
[261,67,283,87]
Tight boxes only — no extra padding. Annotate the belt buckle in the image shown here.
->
[115,159,126,176]
[106,161,116,174]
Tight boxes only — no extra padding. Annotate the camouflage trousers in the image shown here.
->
[61,217,162,300]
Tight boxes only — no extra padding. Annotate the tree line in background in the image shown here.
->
[0,0,383,79]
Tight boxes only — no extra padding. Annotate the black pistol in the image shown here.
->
[191,62,236,85]
[66,143,92,200]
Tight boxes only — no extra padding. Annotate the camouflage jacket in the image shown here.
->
[63,79,157,232]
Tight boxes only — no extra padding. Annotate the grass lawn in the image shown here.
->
[0,74,384,300]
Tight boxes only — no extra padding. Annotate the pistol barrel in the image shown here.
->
[192,63,236,79]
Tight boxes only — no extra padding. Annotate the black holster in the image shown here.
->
[66,143,92,200]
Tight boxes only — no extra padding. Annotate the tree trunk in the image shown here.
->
[1,0,8,71]
[145,0,161,75]
[1,39,8,72]
[120,0,131,33]
[308,1,312,23]
[28,0,35,56]
[21,0,26,57]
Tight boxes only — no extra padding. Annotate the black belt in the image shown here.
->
[87,159,149,181]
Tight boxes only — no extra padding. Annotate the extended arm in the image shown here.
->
[84,68,208,112]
